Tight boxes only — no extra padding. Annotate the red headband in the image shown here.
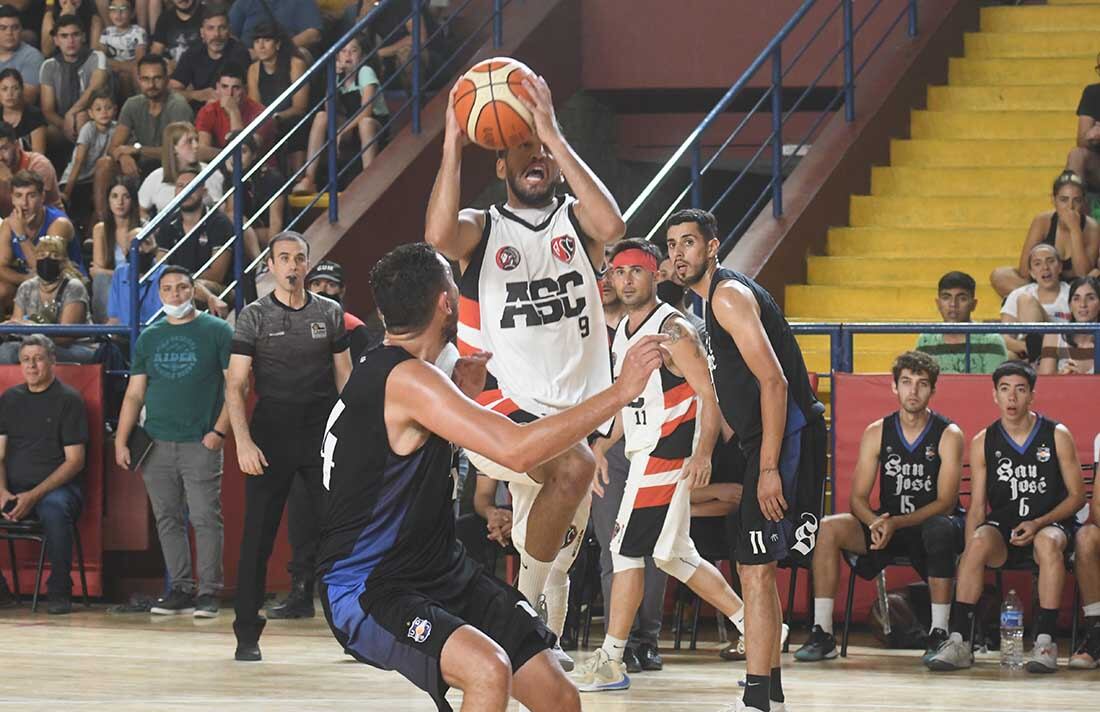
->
[610,248,658,272]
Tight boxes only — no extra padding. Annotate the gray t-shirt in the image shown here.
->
[39,50,107,114]
[231,292,348,408]
[0,43,44,87]
[61,120,117,184]
[14,275,91,326]
[119,91,194,148]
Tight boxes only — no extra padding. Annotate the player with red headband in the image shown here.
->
[575,238,751,693]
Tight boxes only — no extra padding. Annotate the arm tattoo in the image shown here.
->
[661,319,687,344]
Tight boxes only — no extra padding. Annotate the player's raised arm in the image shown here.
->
[425,82,485,265]
[662,314,718,489]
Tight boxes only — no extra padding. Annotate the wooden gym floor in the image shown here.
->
[1,604,1096,711]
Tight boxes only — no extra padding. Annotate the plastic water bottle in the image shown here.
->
[1000,589,1024,669]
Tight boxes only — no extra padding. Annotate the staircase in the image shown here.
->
[788,0,1095,376]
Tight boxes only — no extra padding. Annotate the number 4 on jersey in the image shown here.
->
[321,400,346,490]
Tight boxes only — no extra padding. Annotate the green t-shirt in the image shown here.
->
[133,312,233,441]
[915,332,1009,374]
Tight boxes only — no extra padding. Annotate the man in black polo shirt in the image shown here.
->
[169,4,251,112]
[226,231,351,661]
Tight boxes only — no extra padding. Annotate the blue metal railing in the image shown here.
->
[623,0,919,251]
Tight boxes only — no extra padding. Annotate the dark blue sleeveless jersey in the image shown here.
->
[983,415,1067,529]
[878,411,954,516]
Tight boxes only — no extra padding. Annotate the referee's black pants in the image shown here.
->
[234,402,327,632]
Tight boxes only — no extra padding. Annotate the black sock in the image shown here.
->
[1086,615,1100,632]
[743,673,771,711]
[950,601,975,641]
[769,666,784,703]
[1037,607,1058,638]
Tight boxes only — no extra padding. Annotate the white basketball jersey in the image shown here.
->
[612,302,698,456]
[457,195,611,414]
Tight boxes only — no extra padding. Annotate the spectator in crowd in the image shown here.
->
[0,235,94,365]
[148,0,201,66]
[305,259,370,360]
[40,14,109,157]
[991,171,1100,298]
[60,88,116,221]
[116,265,233,618]
[0,334,88,614]
[341,0,431,90]
[95,0,147,97]
[0,6,43,106]
[1071,500,1100,669]
[0,121,62,216]
[138,120,224,217]
[195,64,272,162]
[42,0,103,58]
[229,0,322,51]
[170,5,251,112]
[291,33,387,195]
[89,175,139,319]
[94,0,159,42]
[0,170,80,310]
[915,271,1008,374]
[220,130,282,246]
[246,23,306,171]
[0,69,45,155]
[1069,63,1100,192]
[226,232,351,660]
[106,230,163,326]
[1039,276,1099,375]
[1000,244,1071,360]
[456,470,511,568]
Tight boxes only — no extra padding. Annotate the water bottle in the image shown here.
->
[1000,589,1024,669]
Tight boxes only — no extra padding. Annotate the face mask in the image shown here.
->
[656,280,685,306]
[326,292,342,305]
[36,257,61,283]
[162,300,194,319]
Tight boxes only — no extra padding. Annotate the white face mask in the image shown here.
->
[163,300,195,319]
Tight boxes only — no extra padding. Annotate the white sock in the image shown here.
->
[601,634,627,663]
[931,603,951,633]
[814,598,834,635]
[1083,602,1100,618]
[518,556,554,607]
[543,569,570,637]
[728,604,746,636]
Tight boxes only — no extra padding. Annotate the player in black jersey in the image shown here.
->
[927,361,1086,674]
[315,243,665,712]
[793,351,965,664]
[666,209,827,712]
[1070,499,1100,669]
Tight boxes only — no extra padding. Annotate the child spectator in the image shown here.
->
[42,0,103,59]
[0,69,46,155]
[60,89,117,230]
[138,120,223,217]
[97,0,147,96]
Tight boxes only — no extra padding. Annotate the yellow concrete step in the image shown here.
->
[890,139,1065,167]
[870,166,1056,197]
[980,4,1100,32]
[825,227,1025,257]
[806,256,1010,285]
[910,111,1074,140]
[963,31,1097,59]
[785,286,1003,320]
[849,195,1049,228]
[926,85,1080,112]
[948,57,1093,86]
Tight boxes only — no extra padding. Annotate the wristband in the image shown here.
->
[212,429,225,439]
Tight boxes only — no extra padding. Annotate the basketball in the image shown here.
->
[453,57,536,151]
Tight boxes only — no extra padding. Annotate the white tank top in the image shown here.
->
[612,302,698,456]
[457,195,611,415]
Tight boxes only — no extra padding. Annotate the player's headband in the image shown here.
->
[610,248,658,273]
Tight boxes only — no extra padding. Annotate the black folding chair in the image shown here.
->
[0,519,89,612]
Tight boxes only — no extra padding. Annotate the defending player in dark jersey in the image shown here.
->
[927,361,1086,675]
[666,209,826,712]
[315,243,665,712]
[793,351,965,664]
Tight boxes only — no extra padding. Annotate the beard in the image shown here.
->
[678,259,709,287]
[506,170,556,207]
[442,293,459,343]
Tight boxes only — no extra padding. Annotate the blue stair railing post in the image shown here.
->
[493,0,503,48]
[690,139,702,209]
[770,44,783,218]
[964,333,972,374]
[128,237,140,363]
[411,0,422,134]
[841,326,854,373]
[908,0,918,37]
[326,56,340,224]
[1094,327,1100,374]
[232,144,245,314]
[843,0,855,122]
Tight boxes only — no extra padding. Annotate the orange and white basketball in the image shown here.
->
[453,57,536,151]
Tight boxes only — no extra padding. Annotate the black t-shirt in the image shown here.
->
[155,209,232,274]
[240,166,284,228]
[1077,83,1100,120]
[171,39,251,93]
[0,379,88,491]
[153,10,202,63]
[4,105,46,148]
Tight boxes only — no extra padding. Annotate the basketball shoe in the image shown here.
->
[722,699,787,712]
[922,628,950,665]
[1025,635,1058,674]
[924,632,973,671]
[535,593,575,672]
[793,624,837,662]
[728,623,791,661]
[572,648,630,692]
[1068,623,1100,669]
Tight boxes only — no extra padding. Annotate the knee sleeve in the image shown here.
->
[612,551,645,573]
[655,551,703,583]
[921,516,958,579]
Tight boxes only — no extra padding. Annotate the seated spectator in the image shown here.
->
[292,33,388,195]
[0,170,80,310]
[916,271,1008,374]
[91,176,140,279]
[0,334,89,615]
[95,0,147,97]
[42,0,103,60]
[1039,275,1100,375]
[1000,244,1071,359]
[195,64,272,161]
[341,0,431,90]
[991,171,1100,298]
[0,121,62,216]
[220,130,282,246]
[148,0,201,66]
[169,4,251,112]
[306,259,370,359]
[0,6,43,106]
[229,0,322,51]
[40,14,109,158]
[138,120,224,218]
[247,23,306,171]
[60,89,116,229]
[0,235,95,364]
[1069,65,1100,192]
[0,69,45,155]
[106,230,163,325]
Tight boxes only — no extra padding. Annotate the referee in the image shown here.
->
[226,232,352,661]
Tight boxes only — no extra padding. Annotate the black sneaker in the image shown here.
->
[793,625,838,662]
[638,643,663,671]
[47,593,72,615]
[623,645,642,673]
[193,594,220,619]
[150,588,196,615]
[0,575,15,608]
[266,579,314,619]
[923,628,950,665]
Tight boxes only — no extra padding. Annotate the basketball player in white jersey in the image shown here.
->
[576,239,757,693]
[425,75,625,662]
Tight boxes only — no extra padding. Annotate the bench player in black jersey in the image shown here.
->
[794,351,966,664]
[927,361,1086,674]
[315,243,666,712]
[666,209,827,712]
